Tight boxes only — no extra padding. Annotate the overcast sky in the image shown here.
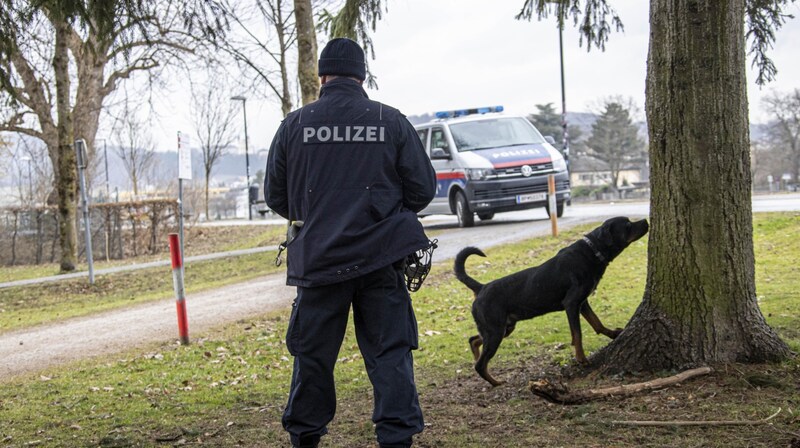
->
[148,0,800,154]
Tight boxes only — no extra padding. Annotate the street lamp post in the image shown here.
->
[557,16,569,169]
[94,138,111,201]
[231,95,252,220]
[103,139,110,201]
[95,138,112,261]
[19,156,32,203]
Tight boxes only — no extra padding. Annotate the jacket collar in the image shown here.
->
[319,77,369,99]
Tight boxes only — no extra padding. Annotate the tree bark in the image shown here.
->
[595,0,791,372]
[53,20,78,272]
[73,35,109,171]
[294,0,319,106]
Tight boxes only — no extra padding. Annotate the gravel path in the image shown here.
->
[0,274,295,380]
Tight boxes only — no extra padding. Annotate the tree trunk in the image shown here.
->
[275,4,293,117]
[294,0,319,106]
[53,20,78,272]
[73,38,108,173]
[595,0,790,372]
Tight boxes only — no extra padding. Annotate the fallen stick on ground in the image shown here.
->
[610,408,782,426]
[529,366,713,404]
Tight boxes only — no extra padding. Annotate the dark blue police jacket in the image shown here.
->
[264,78,436,287]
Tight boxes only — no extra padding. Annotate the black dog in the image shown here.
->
[454,216,649,386]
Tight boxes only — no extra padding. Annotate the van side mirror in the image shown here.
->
[431,147,451,160]
[544,135,556,145]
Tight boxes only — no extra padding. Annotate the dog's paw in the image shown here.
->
[575,355,590,366]
[609,328,624,339]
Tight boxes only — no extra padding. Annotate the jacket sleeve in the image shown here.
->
[395,116,436,213]
[264,123,290,220]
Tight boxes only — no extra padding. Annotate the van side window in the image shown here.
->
[416,129,429,150]
[431,127,450,153]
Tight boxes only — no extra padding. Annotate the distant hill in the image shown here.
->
[76,148,268,192]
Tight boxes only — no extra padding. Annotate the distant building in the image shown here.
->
[569,155,648,188]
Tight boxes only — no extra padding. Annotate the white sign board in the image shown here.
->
[178,132,192,180]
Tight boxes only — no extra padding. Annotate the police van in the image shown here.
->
[414,106,570,227]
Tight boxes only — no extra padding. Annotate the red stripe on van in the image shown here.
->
[437,172,466,180]
[491,157,551,169]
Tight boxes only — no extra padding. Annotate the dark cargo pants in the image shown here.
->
[281,263,424,447]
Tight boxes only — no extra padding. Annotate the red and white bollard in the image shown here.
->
[169,233,190,345]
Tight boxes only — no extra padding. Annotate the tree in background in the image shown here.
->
[15,136,54,206]
[585,101,644,193]
[0,136,9,179]
[192,76,238,219]
[760,89,800,185]
[221,0,296,117]
[292,0,385,105]
[518,0,793,372]
[526,103,583,151]
[113,104,156,198]
[321,0,384,89]
[0,0,224,272]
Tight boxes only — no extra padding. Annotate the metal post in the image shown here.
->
[231,95,252,220]
[177,131,190,266]
[243,101,251,220]
[179,178,185,262]
[75,139,95,284]
[558,19,569,168]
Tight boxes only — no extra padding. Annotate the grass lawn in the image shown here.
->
[0,213,798,447]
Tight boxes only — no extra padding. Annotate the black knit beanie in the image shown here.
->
[318,38,366,81]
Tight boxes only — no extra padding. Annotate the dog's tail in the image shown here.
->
[454,246,486,294]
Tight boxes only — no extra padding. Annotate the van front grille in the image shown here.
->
[474,180,570,200]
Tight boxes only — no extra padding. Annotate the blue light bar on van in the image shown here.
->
[434,105,504,119]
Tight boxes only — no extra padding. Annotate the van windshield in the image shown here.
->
[449,117,545,152]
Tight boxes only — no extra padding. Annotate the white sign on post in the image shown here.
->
[178,132,192,180]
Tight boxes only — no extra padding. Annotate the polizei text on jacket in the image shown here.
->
[303,125,386,144]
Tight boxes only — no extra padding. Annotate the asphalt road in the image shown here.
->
[1,194,798,379]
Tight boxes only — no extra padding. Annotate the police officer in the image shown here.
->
[264,38,436,448]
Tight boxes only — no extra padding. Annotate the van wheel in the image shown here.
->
[545,201,565,218]
[455,191,475,228]
[477,212,495,221]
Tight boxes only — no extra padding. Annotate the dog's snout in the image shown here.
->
[626,219,649,243]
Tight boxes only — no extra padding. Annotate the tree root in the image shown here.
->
[529,366,713,404]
